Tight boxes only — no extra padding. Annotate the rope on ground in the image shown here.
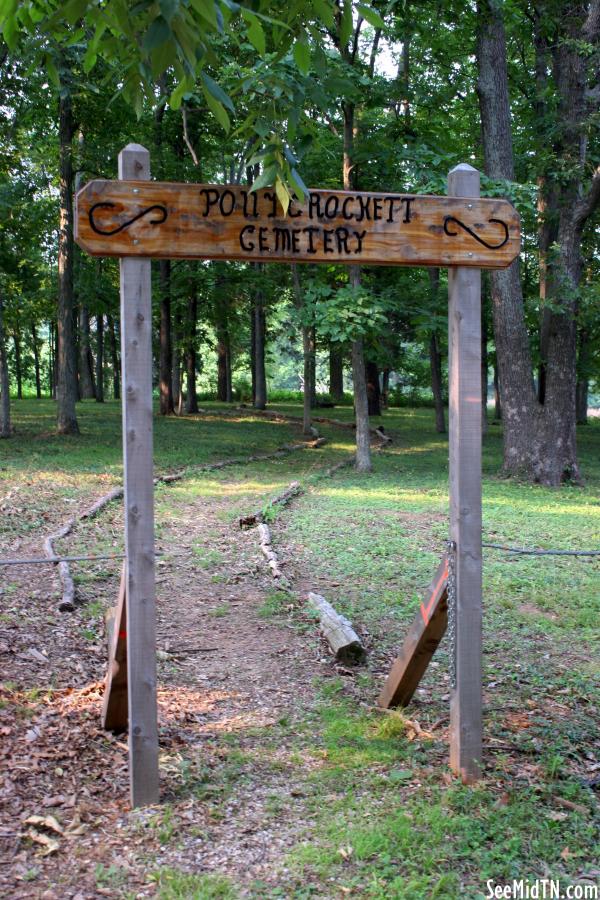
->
[482,542,600,557]
[0,553,126,567]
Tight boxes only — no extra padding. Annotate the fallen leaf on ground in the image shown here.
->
[24,814,63,834]
[27,828,60,855]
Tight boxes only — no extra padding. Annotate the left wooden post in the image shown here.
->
[118,144,159,807]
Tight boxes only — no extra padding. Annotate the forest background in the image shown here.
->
[0,0,599,484]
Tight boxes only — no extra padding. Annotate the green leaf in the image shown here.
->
[61,0,88,26]
[159,0,178,23]
[143,16,171,51]
[202,86,230,131]
[289,168,309,201]
[293,40,310,75]
[340,0,353,46]
[82,47,97,73]
[249,164,279,192]
[246,16,266,55]
[0,8,19,50]
[150,40,176,79]
[311,0,334,28]
[189,0,218,29]
[44,54,61,90]
[200,71,235,112]
[275,177,290,216]
[169,75,193,109]
[357,3,385,29]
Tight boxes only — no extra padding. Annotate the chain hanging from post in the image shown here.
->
[446,539,457,689]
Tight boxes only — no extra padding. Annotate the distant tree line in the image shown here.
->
[0,0,598,483]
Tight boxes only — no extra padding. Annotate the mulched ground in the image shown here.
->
[0,465,341,899]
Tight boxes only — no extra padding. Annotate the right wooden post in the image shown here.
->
[447,163,483,783]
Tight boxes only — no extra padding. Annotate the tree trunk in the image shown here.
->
[365,359,381,417]
[344,96,371,472]
[477,0,599,484]
[185,291,199,414]
[381,368,390,409]
[576,379,588,425]
[172,305,182,412]
[95,313,104,403]
[428,269,445,433]
[352,334,372,472]
[481,292,489,435]
[107,313,120,400]
[253,268,267,410]
[291,264,312,435]
[576,328,590,425]
[31,323,41,399]
[12,328,22,400]
[329,345,344,401]
[48,322,55,398]
[159,259,174,415]
[0,297,11,437]
[225,342,232,403]
[493,361,501,421]
[216,331,228,401]
[308,326,317,408]
[429,332,446,433]
[78,306,96,399]
[56,89,79,434]
[250,298,256,404]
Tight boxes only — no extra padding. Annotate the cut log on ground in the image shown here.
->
[307,592,367,665]
[235,406,392,440]
[253,520,291,588]
[43,520,76,612]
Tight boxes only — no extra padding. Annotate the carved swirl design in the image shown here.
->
[443,216,509,250]
[89,202,168,236]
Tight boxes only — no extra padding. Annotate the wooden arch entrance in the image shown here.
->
[75,144,520,806]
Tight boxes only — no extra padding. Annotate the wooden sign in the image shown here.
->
[75,180,520,269]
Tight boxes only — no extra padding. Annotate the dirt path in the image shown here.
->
[0,467,342,898]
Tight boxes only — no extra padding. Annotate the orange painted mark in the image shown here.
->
[420,562,449,626]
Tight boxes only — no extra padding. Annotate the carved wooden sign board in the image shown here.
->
[75,180,520,268]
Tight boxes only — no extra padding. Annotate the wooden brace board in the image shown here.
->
[101,564,128,733]
[75,181,520,269]
[378,556,448,708]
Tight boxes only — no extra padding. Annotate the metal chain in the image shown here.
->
[446,539,457,690]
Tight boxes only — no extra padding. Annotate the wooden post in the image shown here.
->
[447,163,483,783]
[118,144,159,807]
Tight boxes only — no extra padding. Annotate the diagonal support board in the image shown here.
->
[101,564,128,733]
[378,557,448,708]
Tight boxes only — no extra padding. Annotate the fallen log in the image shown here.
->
[46,440,316,611]
[239,481,303,529]
[253,518,290,586]
[307,592,367,665]
[43,520,76,612]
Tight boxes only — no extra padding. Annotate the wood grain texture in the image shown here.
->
[307,592,367,665]
[378,557,448,709]
[75,180,520,269]
[119,144,160,808]
[447,164,483,784]
[101,563,128,733]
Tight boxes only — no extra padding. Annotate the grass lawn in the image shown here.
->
[0,399,598,899]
